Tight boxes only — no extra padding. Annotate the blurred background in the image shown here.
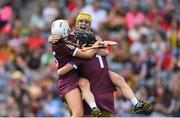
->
[0,0,180,117]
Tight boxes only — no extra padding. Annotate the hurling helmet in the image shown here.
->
[51,19,70,38]
[76,12,92,24]
[75,30,96,47]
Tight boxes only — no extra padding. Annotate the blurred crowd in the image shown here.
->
[0,0,179,117]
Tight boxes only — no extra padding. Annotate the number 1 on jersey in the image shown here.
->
[96,55,104,68]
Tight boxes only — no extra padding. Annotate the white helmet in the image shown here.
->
[51,19,70,38]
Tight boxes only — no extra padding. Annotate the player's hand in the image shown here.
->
[102,41,108,47]
[92,41,103,47]
[96,41,108,48]
[48,35,60,43]
[100,41,117,48]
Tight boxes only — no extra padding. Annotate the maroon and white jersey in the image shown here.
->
[69,55,116,94]
[52,34,80,97]
[52,34,78,68]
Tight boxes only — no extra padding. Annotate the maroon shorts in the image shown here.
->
[84,92,115,116]
[57,71,79,98]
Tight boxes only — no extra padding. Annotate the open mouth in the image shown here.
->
[80,26,87,30]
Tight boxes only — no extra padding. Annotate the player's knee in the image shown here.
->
[79,78,90,88]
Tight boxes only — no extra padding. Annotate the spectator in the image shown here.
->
[81,0,108,32]
[0,0,179,117]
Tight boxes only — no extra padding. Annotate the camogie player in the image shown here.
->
[50,19,105,116]
[49,12,151,116]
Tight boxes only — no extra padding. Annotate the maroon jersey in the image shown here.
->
[69,54,116,94]
[52,34,79,98]
[69,55,116,113]
[52,34,78,68]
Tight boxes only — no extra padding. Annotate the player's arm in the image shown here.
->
[57,63,74,76]
[74,41,104,59]
[48,34,104,59]
[57,60,81,76]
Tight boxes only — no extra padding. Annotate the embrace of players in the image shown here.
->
[48,12,151,117]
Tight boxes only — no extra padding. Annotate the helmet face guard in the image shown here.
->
[74,31,96,47]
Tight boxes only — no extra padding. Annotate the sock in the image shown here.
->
[89,102,97,109]
[130,97,139,106]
